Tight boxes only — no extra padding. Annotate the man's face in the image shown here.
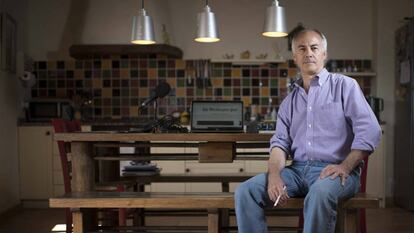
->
[292,31,327,76]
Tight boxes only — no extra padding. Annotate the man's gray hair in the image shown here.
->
[291,29,328,53]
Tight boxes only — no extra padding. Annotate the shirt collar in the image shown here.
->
[316,68,329,86]
[293,68,329,88]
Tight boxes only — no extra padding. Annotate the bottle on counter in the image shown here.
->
[265,105,272,121]
[244,106,251,123]
[271,107,277,121]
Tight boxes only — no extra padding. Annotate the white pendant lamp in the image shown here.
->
[263,0,288,37]
[131,0,156,45]
[195,0,220,43]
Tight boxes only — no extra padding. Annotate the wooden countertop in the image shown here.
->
[54,132,272,142]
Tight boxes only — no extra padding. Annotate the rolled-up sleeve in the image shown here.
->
[269,100,292,155]
[343,79,382,153]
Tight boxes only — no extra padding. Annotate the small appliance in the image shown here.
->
[26,99,73,121]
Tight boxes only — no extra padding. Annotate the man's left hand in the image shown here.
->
[319,164,351,186]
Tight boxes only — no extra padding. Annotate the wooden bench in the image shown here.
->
[49,192,380,233]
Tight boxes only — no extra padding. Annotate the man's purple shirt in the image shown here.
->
[270,68,382,163]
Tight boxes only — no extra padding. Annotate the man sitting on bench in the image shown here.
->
[235,28,382,233]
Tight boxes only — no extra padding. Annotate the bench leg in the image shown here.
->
[208,208,221,233]
[220,208,229,233]
[221,182,230,233]
[344,209,358,233]
[72,209,83,233]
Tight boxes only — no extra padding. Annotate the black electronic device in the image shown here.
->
[140,82,171,109]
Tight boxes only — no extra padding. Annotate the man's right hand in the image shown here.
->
[267,174,289,205]
[267,147,289,205]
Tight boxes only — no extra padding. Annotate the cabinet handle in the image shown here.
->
[45,131,51,136]
[239,168,244,173]
[185,168,190,173]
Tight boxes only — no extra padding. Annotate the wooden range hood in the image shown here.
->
[69,44,183,59]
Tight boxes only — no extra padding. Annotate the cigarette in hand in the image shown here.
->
[273,185,287,207]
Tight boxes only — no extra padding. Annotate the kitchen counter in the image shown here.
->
[17,118,387,127]
[17,118,152,127]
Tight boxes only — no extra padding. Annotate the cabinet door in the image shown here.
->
[18,126,53,199]
[149,161,186,192]
[243,146,268,174]
[149,144,186,192]
[184,160,246,192]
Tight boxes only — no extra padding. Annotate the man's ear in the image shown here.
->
[292,54,298,65]
[323,51,328,63]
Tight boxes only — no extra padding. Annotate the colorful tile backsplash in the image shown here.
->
[31,58,372,119]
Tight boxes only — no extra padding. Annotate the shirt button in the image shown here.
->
[309,106,312,111]
[308,124,312,128]
[308,141,311,146]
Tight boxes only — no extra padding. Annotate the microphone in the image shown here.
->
[140,82,171,109]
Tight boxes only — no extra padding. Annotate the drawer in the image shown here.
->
[245,161,267,173]
[185,161,245,174]
[153,161,186,174]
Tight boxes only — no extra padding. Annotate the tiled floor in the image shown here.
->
[0,207,413,233]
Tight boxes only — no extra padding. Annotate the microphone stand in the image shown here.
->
[154,99,158,121]
[152,99,159,132]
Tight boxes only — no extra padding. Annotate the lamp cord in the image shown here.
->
[141,0,144,9]
[206,0,208,6]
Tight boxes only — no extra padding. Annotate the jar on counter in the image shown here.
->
[180,108,190,125]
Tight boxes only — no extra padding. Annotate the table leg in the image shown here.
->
[134,184,146,227]
[72,209,83,233]
[344,209,358,233]
[71,142,94,192]
[208,208,220,233]
[71,142,95,231]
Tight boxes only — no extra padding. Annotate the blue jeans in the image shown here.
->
[235,161,361,233]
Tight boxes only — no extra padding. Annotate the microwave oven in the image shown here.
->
[26,99,74,121]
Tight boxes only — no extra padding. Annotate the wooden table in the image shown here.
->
[53,132,272,193]
[54,132,271,232]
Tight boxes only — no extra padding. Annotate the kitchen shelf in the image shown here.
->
[337,72,376,77]
[69,44,183,59]
[211,58,286,65]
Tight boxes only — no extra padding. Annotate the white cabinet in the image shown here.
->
[18,126,54,199]
[148,143,249,193]
[149,161,186,192]
[185,160,245,192]
[149,144,186,192]
[18,125,91,200]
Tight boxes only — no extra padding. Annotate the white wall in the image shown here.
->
[81,0,174,45]
[27,0,373,61]
[168,0,373,60]
[375,0,414,201]
[26,0,72,60]
[0,0,27,213]
[27,0,174,60]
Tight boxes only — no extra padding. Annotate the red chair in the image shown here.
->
[52,119,128,232]
[298,157,369,233]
